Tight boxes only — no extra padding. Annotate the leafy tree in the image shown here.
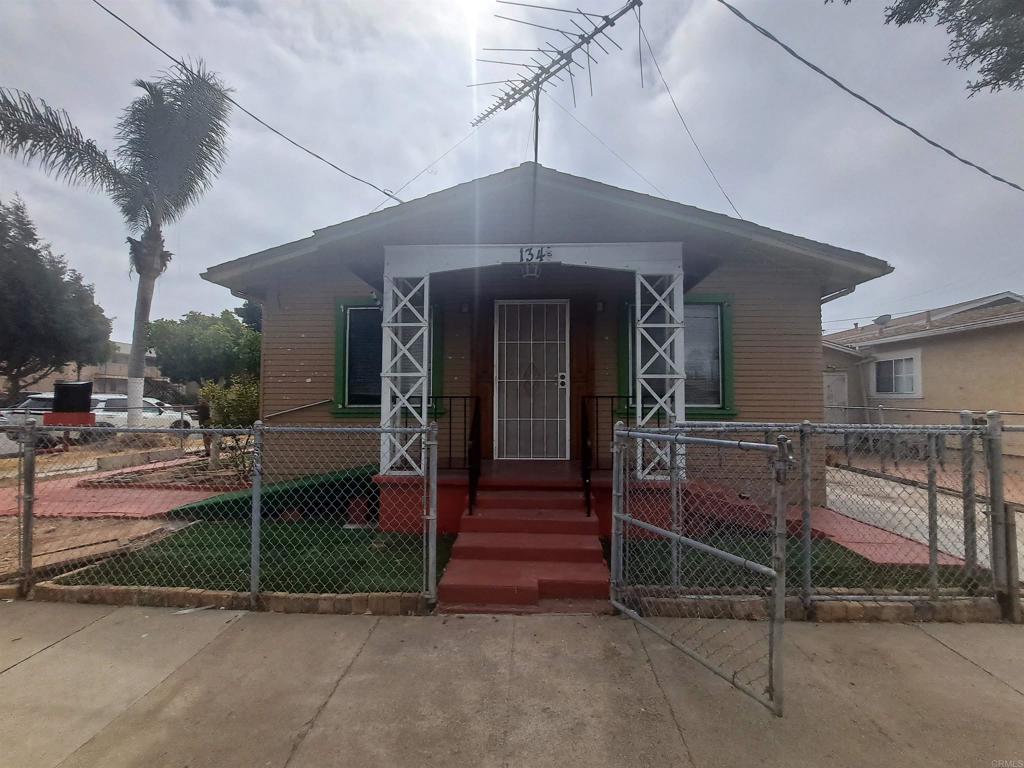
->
[200,375,260,427]
[148,310,259,384]
[0,196,112,404]
[233,299,262,332]
[833,1,1024,93]
[0,63,231,425]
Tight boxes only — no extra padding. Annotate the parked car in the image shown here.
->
[1,393,192,436]
[90,396,193,430]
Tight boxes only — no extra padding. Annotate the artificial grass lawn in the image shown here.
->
[615,533,979,592]
[58,522,454,594]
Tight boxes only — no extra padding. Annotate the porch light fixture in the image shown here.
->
[521,261,541,279]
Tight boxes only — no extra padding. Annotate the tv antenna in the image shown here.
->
[469,0,644,163]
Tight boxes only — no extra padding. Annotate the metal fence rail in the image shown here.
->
[610,426,791,715]
[668,418,1020,621]
[2,420,438,605]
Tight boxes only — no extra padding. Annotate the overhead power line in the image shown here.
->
[369,129,478,213]
[637,21,742,219]
[545,94,668,199]
[88,0,403,203]
[715,0,1024,196]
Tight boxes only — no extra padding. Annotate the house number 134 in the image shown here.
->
[519,246,552,263]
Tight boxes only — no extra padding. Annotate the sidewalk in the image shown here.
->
[1,602,1021,768]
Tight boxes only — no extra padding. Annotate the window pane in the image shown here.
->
[347,307,383,406]
[104,399,128,412]
[875,360,894,393]
[627,302,724,408]
[684,304,721,407]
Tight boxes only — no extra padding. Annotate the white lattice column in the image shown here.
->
[380,274,430,475]
[634,269,685,476]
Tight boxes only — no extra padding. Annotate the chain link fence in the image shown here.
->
[2,421,439,604]
[667,420,1020,620]
[610,427,790,715]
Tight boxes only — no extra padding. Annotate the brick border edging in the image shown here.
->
[25,582,430,615]
[632,595,1003,623]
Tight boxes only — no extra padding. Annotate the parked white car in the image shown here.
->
[91,396,193,430]
[1,393,192,433]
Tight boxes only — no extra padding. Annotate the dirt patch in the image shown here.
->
[79,459,249,492]
[0,517,182,580]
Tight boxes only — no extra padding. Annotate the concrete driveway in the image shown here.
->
[1,602,1021,768]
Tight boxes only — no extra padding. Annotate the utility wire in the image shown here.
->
[715,0,1024,196]
[638,22,743,218]
[88,0,403,203]
[369,130,478,213]
[546,94,669,199]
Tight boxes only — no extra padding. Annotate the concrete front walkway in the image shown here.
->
[1,602,1022,768]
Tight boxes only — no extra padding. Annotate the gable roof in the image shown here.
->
[824,292,1024,349]
[202,162,892,296]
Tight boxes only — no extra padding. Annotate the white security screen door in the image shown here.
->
[494,300,570,459]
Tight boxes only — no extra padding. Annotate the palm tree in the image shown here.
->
[0,63,231,425]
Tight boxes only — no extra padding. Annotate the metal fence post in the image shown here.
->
[19,419,37,598]
[610,422,625,600]
[425,423,439,602]
[927,433,939,600]
[985,411,1012,619]
[669,439,680,587]
[959,411,978,579]
[799,421,813,610]
[249,422,263,608]
[769,434,790,717]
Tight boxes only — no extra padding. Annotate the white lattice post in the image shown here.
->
[380,274,430,475]
[634,268,685,476]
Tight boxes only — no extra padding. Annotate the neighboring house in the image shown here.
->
[823,292,1024,452]
[202,162,891,606]
[26,341,169,396]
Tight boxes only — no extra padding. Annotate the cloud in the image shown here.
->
[1,0,1021,340]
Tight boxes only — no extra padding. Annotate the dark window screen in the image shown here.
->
[347,307,383,406]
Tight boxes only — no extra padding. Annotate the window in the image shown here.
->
[683,304,722,407]
[872,353,920,397]
[338,304,384,409]
[621,296,734,416]
[333,298,443,416]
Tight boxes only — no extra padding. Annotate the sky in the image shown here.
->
[1,0,1022,341]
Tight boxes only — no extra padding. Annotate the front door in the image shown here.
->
[493,300,570,459]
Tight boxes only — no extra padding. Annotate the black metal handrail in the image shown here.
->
[581,395,670,470]
[467,398,482,514]
[400,396,478,470]
[580,399,592,516]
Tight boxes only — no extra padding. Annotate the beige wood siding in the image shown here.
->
[261,266,376,425]
[259,258,826,428]
[697,261,824,422]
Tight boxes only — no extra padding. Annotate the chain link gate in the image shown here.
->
[610,425,792,716]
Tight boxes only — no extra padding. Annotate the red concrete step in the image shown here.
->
[475,490,584,510]
[438,559,610,605]
[452,532,604,563]
[478,475,582,492]
[460,509,599,535]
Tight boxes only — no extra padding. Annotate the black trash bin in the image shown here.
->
[53,381,94,413]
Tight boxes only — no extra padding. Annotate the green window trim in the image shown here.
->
[331,298,445,418]
[616,293,737,421]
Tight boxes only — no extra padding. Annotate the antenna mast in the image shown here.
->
[470,0,643,154]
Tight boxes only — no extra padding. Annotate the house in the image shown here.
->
[822,292,1024,453]
[25,341,170,397]
[202,162,891,607]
